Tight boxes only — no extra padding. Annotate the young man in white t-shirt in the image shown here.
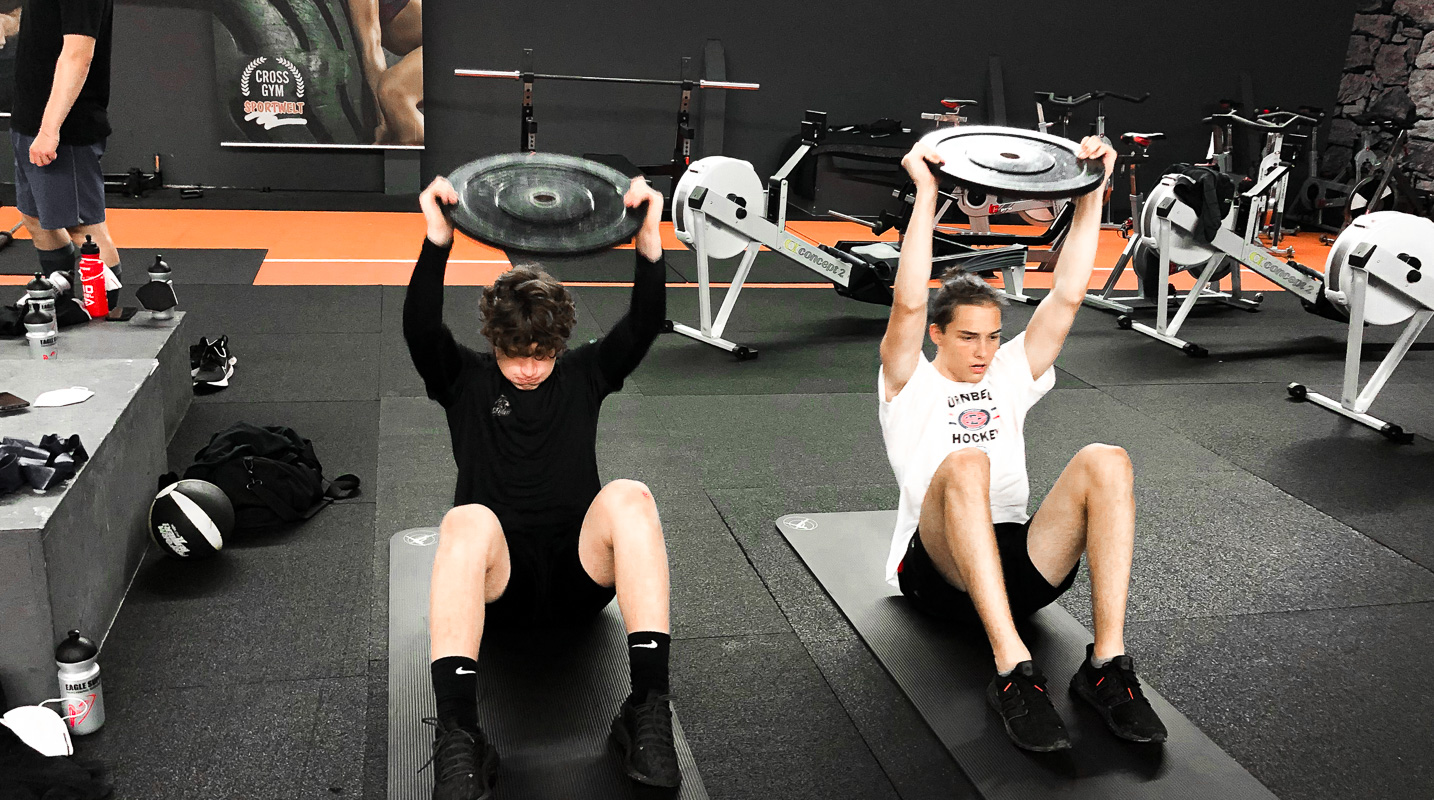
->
[879,138,1168,752]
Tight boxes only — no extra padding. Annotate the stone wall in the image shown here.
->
[1333,0,1434,189]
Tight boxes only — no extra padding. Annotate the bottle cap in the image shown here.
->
[55,630,97,664]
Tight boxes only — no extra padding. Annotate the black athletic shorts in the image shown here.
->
[897,522,1079,628]
[485,522,616,628]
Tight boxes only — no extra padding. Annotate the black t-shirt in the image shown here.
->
[12,0,113,144]
[403,239,667,537]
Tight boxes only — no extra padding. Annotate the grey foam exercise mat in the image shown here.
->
[388,528,708,800]
[776,511,1278,800]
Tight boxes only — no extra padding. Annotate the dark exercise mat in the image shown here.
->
[388,528,708,800]
[776,511,1277,800]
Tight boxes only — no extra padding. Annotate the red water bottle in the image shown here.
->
[78,235,108,319]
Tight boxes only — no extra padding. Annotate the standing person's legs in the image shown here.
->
[376,48,424,145]
[12,131,82,284]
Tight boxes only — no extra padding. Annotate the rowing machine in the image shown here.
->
[1288,212,1434,441]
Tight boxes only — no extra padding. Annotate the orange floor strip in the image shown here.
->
[0,208,1336,293]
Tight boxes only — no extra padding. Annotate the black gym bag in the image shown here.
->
[160,422,361,531]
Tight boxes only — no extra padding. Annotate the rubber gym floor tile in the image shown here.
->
[1106,382,1434,570]
[378,395,449,438]
[189,332,382,404]
[1056,468,1434,627]
[1050,299,1434,387]
[71,675,366,800]
[0,246,267,284]
[1121,603,1434,800]
[1024,387,1243,487]
[166,400,380,490]
[802,638,980,800]
[662,500,792,640]
[707,484,898,646]
[99,502,373,689]
[671,633,901,800]
[153,284,385,335]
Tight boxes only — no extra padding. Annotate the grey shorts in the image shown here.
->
[12,131,107,231]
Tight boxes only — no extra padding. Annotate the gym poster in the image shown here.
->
[213,0,423,146]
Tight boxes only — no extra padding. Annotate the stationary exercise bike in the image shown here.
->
[1208,110,1318,256]
[1034,89,1149,228]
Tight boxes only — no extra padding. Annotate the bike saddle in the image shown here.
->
[940,98,978,109]
[1121,132,1165,146]
[1353,113,1413,131]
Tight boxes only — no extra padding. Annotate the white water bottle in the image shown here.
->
[25,273,58,336]
[24,307,58,360]
[55,630,105,735]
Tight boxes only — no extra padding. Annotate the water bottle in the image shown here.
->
[54,630,105,734]
[147,254,175,320]
[77,235,108,319]
[25,272,58,336]
[24,306,57,360]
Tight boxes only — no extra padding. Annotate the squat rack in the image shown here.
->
[455,49,759,184]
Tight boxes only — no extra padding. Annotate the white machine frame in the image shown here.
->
[1288,234,1434,442]
[669,112,860,359]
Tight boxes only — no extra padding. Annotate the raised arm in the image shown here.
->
[1023,137,1117,379]
[596,178,667,387]
[881,143,944,402]
[403,177,466,402]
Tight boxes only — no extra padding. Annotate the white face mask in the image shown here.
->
[1,699,81,757]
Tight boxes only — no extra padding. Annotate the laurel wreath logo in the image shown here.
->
[275,57,306,98]
[240,57,265,97]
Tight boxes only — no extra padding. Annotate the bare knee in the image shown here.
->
[1077,443,1133,488]
[599,479,657,512]
[933,448,990,498]
[438,504,503,556]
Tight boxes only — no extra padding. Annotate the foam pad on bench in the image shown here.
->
[776,511,1277,800]
[388,528,708,799]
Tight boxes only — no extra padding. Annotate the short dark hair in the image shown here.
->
[480,266,577,358]
[928,268,1007,331]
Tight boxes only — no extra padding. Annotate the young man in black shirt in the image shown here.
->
[406,175,678,798]
[11,0,122,303]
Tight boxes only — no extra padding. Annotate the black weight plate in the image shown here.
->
[448,153,643,255]
[924,126,1105,200]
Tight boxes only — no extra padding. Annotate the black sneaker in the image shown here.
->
[421,717,499,800]
[192,335,236,388]
[1069,644,1168,743]
[986,661,1072,752]
[609,691,682,788]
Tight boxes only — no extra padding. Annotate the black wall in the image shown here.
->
[98,1,1357,196]
[426,0,1358,187]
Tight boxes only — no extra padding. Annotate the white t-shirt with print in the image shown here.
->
[877,332,1056,587]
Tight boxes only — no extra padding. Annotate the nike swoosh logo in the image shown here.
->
[455,667,476,675]
[631,641,659,649]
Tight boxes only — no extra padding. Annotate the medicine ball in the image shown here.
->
[149,480,234,559]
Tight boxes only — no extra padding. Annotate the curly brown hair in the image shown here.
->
[928,268,1007,331]
[479,266,577,358]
